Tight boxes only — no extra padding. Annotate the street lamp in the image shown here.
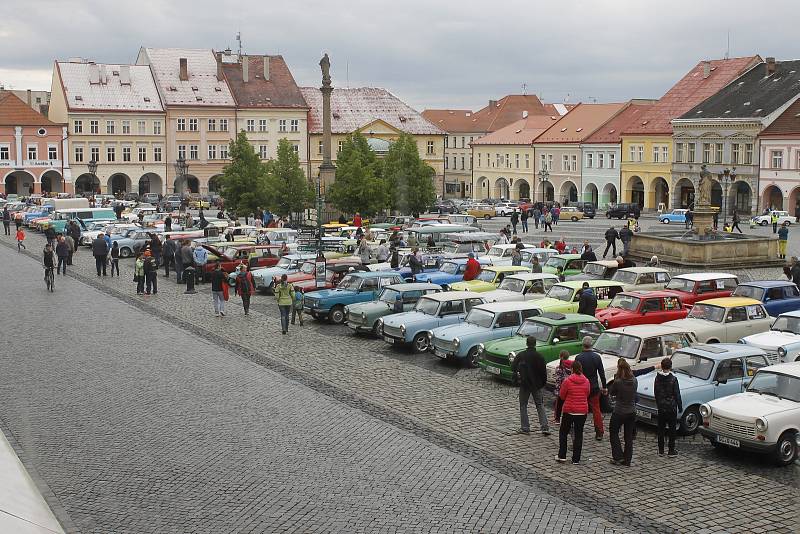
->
[717,167,736,227]
[87,159,98,196]
[174,156,188,193]
[538,168,550,204]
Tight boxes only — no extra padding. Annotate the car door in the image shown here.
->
[361,277,379,299]
[636,336,663,366]
[438,299,467,326]
[724,306,750,341]
[744,354,769,386]
[745,304,770,333]
[639,298,662,325]
[495,311,522,338]
[553,323,580,352]
[712,357,746,398]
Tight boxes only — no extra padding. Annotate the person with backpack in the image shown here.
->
[556,360,590,464]
[511,336,550,436]
[654,357,682,457]
[234,263,255,315]
[291,285,304,326]
[110,241,120,277]
[543,210,553,233]
[577,282,597,316]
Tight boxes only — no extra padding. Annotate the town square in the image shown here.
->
[0,1,799,533]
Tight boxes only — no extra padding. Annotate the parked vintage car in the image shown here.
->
[595,290,688,329]
[565,260,619,282]
[479,313,603,382]
[201,244,285,280]
[481,273,559,303]
[109,229,155,257]
[412,257,492,288]
[659,209,689,224]
[279,257,362,286]
[344,283,442,334]
[381,292,485,352]
[662,272,738,306]
[494,202,520,216]
[751,210,794,226]
[251,253,318,292]
[466,204,495,220]
[79,222,138,246]
[699,361,800,466]
[529,280,626,314]
[449,265,531,292]
[664,297,773,343]
[611,267,671,292]
[368,215,416,230]
[740,310,800,363]
[483,244,525,266]
[731,280,800,317]
[542,254,585,277]
[559,206,584,222]
[122,205,157,222]
[635,344,774,434]
[303,271,405,324]
[291,263,371,293]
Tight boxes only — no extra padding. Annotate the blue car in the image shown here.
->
[430,301,543,366]
[659,209,688,224]
[393,253,446,282]
[413,257,491,288]
[23,205,54,225]
[634,344,772,434]
[732,280,800,317]
[381,291,486,352]
[304,271,405,324]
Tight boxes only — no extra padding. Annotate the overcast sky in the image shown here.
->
[2,0,798,112]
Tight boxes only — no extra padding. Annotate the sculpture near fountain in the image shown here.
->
[692,164,717,237]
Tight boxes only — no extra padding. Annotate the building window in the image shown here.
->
[452,156,457,169]
[609,152,616,169]
[461,156,466,170]
[547,154,553,170]
[74,146,83,163]
[137,120,146,135]
[797,152,800,170]
[504,154,510,168]
[219,119,229,132]
[246,119,256,132]
[290,119,299,132]
[207,145,216,160]
[153,146,162,162]
[90,120,99,134]
[715,143,723,164]
[687,143,696,163]
[27,146,37,160]
[515,154,519,169]
[586,152,593,168]
[426,141,434,155]
[122,120,131,134]
[771,150,783,169]
[292,143,299,154]
[338,140,343,153]
[562,154,569,171]
[138,147,147,162]
[90,147,100,162]
[628,145,636,162]
[317,140,323,155]
[259,145,268,159]
[106,120,115,134]
[48,145,58,160]
[259,119,267,132]
[220,144,229,159]
[731,143,739,164]
[598,152,605,168]
[675,143,684,163]
[444,158,448,170]
[540,154,547,170]
[177,118,186,131]
[653,146,660,163]
[744,143,753,165]
[177,145,186,159]
[702,143,711,163]
[106,146,115,162]
[73,120,83,134]
[444,137,448,149]
[189,118,198,132]
[279,119,287,132]
[662,146,668,163]
[637,146,643,162]
[524,154,529,169]
[496,154,501,167]
[571,155,577,171]
[153,121,162,135]
[189,145,198,160]
[207,119,216,132]
[122,146,131,162]
[0,146,8,160]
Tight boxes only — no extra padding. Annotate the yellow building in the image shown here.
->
[300,87,444,191]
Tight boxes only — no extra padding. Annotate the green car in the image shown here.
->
[542,254,586,277]
[529,280,626,314]
[478,312,604,382]
[344,283,441,334]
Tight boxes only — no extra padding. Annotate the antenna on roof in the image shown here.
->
[236,32,242,60]
[522,82,527,95]
[346,60,349,88]
[725,29,730,59]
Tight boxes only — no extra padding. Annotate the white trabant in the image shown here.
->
[740,310,800,364]
[611,267,671,292]
[699,361,800,466]
[481,273,560,303]
[663,297,772,343]
[751,210,794,226]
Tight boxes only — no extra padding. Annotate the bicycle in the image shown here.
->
[44,266,55,292]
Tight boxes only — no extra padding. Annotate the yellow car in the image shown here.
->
[559,206,584,221]
[188,195,211,209]
[530,280,626,314]
[449,265,531,292]
[467,205,495,220]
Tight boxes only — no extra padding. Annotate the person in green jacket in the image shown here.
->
[275,273,294,334]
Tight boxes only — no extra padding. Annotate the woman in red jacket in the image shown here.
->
[557,360,590,464]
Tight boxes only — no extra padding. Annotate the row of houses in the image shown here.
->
[428,56,800,214]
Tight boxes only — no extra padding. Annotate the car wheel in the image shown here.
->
[786,221,792,226]
[607,213,612,219]
[571,216,579,222]
[589,215,595,219]
[466,347,480,368]
[329,305,345,325]
[680,406,701,435]
[371,321,381,336]
[120,247,132,258]
[483,215,491,220]
[706,338,720,344]
[661,219,669,224]
[760,220,768,226]
[412,332,429,353]
[774,431,799,466]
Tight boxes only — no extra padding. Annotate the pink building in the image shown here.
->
[0,91,68,195]
[758,98,800,214]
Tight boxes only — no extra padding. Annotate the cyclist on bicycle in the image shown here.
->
[43,243,55,274]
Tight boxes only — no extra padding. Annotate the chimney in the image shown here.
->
[26,89,31,106]
[263,55,270,81]
[489,99,497,108]
[179,58,188,81]
[703,61,711,79]
[522,110,528,119]
[242,55,249,82]
[88,63,100,84]
[120,65,131,85]
[766,57,776,75]
[215,52,224,81]
[99,64,108,84]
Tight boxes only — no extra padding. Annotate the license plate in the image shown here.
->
[346,323,358,330]
[383,336,395,344]
[635,409,651,420]
[433,349,449,359]
[717,435,740,448]
[485,365,501,375]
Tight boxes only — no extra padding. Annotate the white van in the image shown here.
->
[43,198,90,211]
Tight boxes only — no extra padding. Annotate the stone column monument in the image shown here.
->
[693,164,717,238]
[318,54,336,188]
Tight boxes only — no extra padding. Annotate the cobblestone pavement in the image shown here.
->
[1,226,798,534]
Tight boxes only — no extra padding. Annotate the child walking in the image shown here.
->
[16,227,26,252]
[291,285,304,326]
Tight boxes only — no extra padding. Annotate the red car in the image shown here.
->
[595,290,688,329]
[282,257,363,286]
[293,263,370,293]
[661,273,739,306]
[201,244,283,277]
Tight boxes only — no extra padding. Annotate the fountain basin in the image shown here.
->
[629,231,782,269]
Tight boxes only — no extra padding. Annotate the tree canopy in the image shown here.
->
[383,133,437,216]
[217,131,271,217]
[266,138,313,216]
[327,132,388,216]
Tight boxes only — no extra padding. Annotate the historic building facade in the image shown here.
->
[758,98,800,214]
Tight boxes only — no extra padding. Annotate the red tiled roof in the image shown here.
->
[222,55,308,109]
[582,101,656,144]
[535,103,627,144]
[420,109,480,133]
[622,56,761,135]
[0,91,60,126]
[760,98,800,137]
[471,114,561,145]
[471,94,548,132]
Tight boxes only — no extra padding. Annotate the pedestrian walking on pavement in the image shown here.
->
[162,235,176,277]
[575,336,608,440]
[685,209,693,229]
[731,209,743,233]
[210,262,227,317]
[275,274,293,334]
[134,253,145,294]
[520,209,528,233]
[2,206,10,235]
[778,222,789,259]
[603,226,619,258]
[55,236,69,275]
[91,234,108,276]
[608,359,638,466]
[143,250,158,295]
[619,225,633,257]
[64,233,75,265]
[110,241,120,276]
[543,210,553,233]
[512,336,550,436]
[291,285,304,326]
[533,207,541,230]
[234,263,255,315]
[510,211,519,234]
[654,357,682,457]
[556,360,590,464]
[15,227,26,252]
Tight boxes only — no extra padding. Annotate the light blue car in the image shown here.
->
[381,291,486,352]
[430,301,543,366]
[634,344,772,434]
[251,253,317,292]
[659,209,688,224]
[413,257,491,288]
[303,271,405,324]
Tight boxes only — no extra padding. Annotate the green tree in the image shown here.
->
[327,132,388,215]
[218,131,271,217]
[383,133,436,215]
[266,138,314,217]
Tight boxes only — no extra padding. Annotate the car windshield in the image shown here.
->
[670,351,715,380]
[440,262,459,275]
[546,285,574,302]
[337,275,362,291]
[608,294,641,311]
[498,278,525,293]
[665,277,695,292]
[300,262,315,275]
[593,332,640,359]
[521,251,548,263]
[772,315,800,334]
[732,285,765,301]
[465,309,495,328]
[612,270,638,284]
[379,288,401,303]
[584,263,608,276]
[516,321,552,342]
[688,304,725,323]
[545,257,567,270]
[488,246,509,257]
[415,297,440,315]
[747,371,800,403]
[476,270,497,282]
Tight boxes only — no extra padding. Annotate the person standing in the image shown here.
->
[67,221,81,256]
[210,262,227,317]
[162,235,176,277]
[2,206,10,235]
[234,263,255,315]
[788,256,800,287]
[511,244,523,266]
[608,359,638,466]
[275,273,293,334]
[463,252,481,281]
[408,247,423,276]
[357,238,371,264]
[685,209,693,229]
[552,350,572,424]
[64,232,75,266]
[530,256,542,273]
[772,211,779,234]
[520,209,528,233]
[291,285,304,326]
[375,239,389,263]
[149,233,162,268]
[580,245,597,262]
[654,357,682,457]
[193,244,208,284]
[110,241,120,277]
[164,214,173,232]
[603,226,619,259]
[543,210,553,233]
[552,205,560,226]
[510,210,519,235]
[577,282,597,316]
[556,360,590,464]
[15,227,26,252]
[574,336,607,440]
[532,207,541,230]
[353,212,362,227]
[511,336,550,436]
[174,240,184,283]
[619,225,633,256]
[778,222,789,259]
[44,225,56,248]
[55,236,70,275]
[134,254,145,294]
[91,234,108,276]
[143,250,158,295]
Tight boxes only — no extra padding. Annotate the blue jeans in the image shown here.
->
[279,305,291,333]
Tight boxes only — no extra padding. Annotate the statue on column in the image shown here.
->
[319,54,331,87]
[697,165,713,207]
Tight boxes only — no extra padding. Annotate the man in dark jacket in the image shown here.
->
[162,235,176,277]
[408,248,423,275]
[67,221,82,253]
[164,214,173,232]
[2,206,10,235]
[44,226,57,247]
[580,245,597,262]
[174,240,184,282]
[180,240,194,285]
[510,210,519,234]
[654,357,682,457]
[91,234,108,276]
[55,236,70,275]
[619,225,633,256]
[577,282,598,316]
[575,336,607,440]
[149,234,163,267]
[603,226,619,258]
[511,336,550,436]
